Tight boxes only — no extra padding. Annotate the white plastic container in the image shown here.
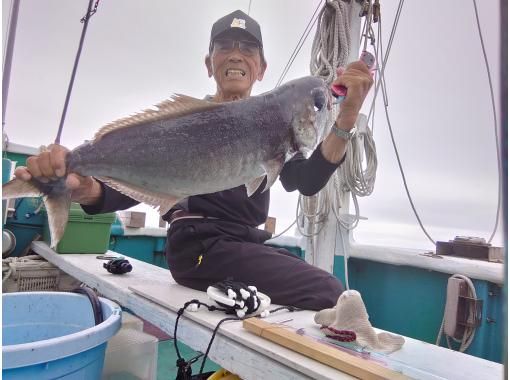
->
[102,328,158,380]
[121,311,144,331]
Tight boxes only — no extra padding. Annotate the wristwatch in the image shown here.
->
[331,124,357,140]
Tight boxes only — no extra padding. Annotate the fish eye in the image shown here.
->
[312,88,326,112]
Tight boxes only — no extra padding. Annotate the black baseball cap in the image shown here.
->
[209,10,264,53]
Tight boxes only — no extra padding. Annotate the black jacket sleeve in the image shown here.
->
[80,181,139,215]
[279,142,345,196]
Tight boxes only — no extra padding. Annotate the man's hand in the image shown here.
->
[320,60,374,164]
[13,144,103,206]
[333,60,373,130]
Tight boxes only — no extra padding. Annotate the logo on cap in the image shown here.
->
[230,18,246,29]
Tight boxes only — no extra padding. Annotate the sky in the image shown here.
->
[2,0,504,250]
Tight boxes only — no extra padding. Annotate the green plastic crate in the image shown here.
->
[43,203,116,253]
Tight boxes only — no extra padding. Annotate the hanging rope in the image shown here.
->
[54,0,100,144]
[299,1,378,247]
[310,0,351,85]
[436,274,478,352]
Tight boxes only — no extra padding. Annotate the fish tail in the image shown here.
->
[3,178,72,249]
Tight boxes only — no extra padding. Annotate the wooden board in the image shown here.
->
[243,318,409,380]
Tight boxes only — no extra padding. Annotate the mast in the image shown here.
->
[305,1,363,275]
[2,0,21,132]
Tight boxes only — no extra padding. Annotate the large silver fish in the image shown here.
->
[3,76,331,248]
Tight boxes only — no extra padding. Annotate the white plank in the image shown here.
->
[31,242,350,380]
[31,242,503,380]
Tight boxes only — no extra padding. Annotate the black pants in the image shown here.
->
[166,219,344,311]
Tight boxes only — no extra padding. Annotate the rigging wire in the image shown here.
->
[369,0,501,246]
[54,0,99,145]
[367,0,403,122]
[275,0,323,88]
[472,0,502,244]
[247,0,252,16]
[382,88,436,245]
[357,0,439,245]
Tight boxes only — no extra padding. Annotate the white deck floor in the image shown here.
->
[32,241,504,380]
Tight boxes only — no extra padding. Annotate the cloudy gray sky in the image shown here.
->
[2,0,503,249]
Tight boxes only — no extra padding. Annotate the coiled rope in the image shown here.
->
[310,0,351,84]
[436,274,478,352]
[298,0,378,266]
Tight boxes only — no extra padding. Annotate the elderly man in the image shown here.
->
[15,10,372,310]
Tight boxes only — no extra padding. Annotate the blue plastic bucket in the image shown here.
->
[2,291,121,379]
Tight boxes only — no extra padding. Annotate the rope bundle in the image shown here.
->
[310,0,351,85]
[299,1,378,275]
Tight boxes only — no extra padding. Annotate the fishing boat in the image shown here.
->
[2,1,506,379]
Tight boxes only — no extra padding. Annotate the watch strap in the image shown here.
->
[331,124,357,140]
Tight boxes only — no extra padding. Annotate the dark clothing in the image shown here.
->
[166,218,343,310]
[82,143,345,310]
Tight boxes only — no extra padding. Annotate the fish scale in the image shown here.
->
[3,76,331,248]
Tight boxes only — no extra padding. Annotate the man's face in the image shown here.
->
[206,31,267,99]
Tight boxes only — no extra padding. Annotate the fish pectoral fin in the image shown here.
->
[43,194,72,249]
[97,177,180,216]
[245,176,266,197]
[2,178,42,199]
[262,155,285,192]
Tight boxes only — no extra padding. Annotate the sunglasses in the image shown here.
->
[212,38,261,56]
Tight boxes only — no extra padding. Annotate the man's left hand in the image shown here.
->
[333,60,373,130]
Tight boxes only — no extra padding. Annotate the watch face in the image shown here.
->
[332,125,356,140]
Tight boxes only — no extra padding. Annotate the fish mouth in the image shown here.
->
[225,68,246,77]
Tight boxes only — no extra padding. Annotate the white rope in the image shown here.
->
[436,274,478,352]
[296,1,379,271]
[310,0,351,85]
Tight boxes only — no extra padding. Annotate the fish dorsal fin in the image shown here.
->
[94,95,220,141]
[97,176,181,216]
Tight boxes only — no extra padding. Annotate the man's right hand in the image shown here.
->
[13,144,103,206]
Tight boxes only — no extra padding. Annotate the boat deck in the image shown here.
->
[32,241,504,380]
